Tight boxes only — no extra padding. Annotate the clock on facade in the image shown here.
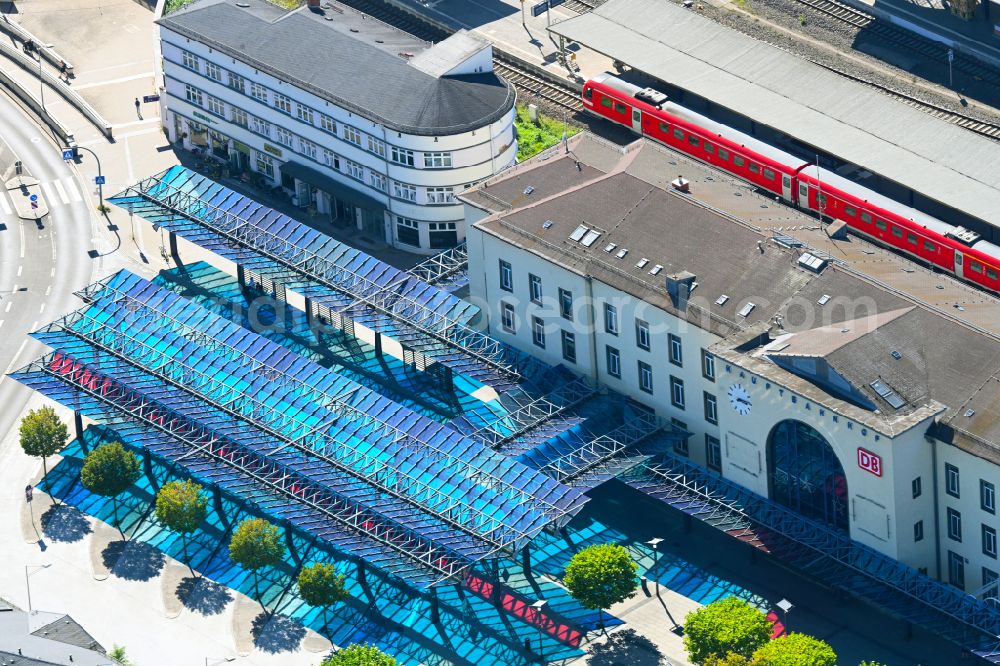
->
[728,383,752,415]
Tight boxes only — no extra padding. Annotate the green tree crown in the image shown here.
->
[229,518,285,572]
[683,597,772,665]
[155,480,208,535]
[563,543,639,611]
[750,633,837,666]
[298,562,350,608]
[19,406,68,461]
[320,643,398,666]
[80,442,141,498]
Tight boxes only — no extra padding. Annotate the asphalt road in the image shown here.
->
[0,92,100,445]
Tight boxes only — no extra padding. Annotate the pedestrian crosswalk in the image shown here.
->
[0,192,11,216]
[40,177,85,206]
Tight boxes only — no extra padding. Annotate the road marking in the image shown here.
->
[4,301,11,313]
[72,71,155,91]
[63,178,82,202]
[3,338,29,375]
[0,194,10,216]
[19,230,25,259]
[49,268,55,277]
[45,286,51,296]
[52,179,70,204]
[17,266,22,276]
[0,320,4,330]
[39,303,45,313]
[40,182,58,206]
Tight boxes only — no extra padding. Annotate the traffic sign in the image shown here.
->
[948,48,955,63]
[62,149,74,161]
[95,175,106,185]
[31,201,38,209]
[29,194,38,202]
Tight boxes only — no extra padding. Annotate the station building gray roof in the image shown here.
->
[158,0,514,135]
[550,0,1000,228]
[465,133,1000,458]
[0,609,110,666]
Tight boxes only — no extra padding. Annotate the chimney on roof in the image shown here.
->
[671,175,690,193]
[667,271,696,310]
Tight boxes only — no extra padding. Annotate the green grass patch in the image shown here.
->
[515,104,579,161]
[164,0,195,14]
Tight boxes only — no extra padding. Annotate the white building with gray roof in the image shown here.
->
[463,132,1000,597]
[157,0,516,253]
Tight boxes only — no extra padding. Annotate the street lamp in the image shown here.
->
[25,564,51,612]
[776,598,793,635]
[68,145,105,211]
[531,599,548,664]
[646,537,664,593]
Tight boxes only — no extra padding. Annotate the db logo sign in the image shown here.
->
[857,448,882,477]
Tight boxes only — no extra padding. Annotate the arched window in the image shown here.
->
[768,420,849,533]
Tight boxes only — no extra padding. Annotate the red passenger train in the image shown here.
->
[582,72,1000,294]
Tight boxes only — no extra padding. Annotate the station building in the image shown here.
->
[463,133,1000,596]
[157,0,517,253]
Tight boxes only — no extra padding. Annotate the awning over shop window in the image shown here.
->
[279,160,384,212]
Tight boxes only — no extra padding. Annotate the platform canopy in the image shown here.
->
[12,270,588,587]
[550,0,1000,228]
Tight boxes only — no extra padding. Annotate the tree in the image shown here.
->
[320,643,398,666]
[857,662,887,666]
[563,543,638,629]
[154,479,208,566]
[19,406,69,480]
[229,518,285,605]
[80,442,141,535]
[750,633,836,666]
[704,655,749,666]
[683,597,772,665]
[298,562,350,627]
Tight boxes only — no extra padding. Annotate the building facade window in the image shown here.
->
[393,181,416,201]
[343,125,362,145]
[604,303,618,335]
[345,160,364,180]
[704,392,718,425]
[205,62,221,81]
[249,82,267,102]
[914,520,924,542]
[529,274,542,305]
[706,435,721,471]
[912,477,922,498]
[672,419,688,456]
[428,222,457,249]
[207,95,225,116]
[948,507,962,542]
[227,71,245,93]
[499,260,513,292]
[251,115,270,137]
[367,136,386,158]
[231,107,248,128]
[182,50,199,71]
[184,84,203,106]
[396,217,419,246]
[426,187,454,204]
[255,151,274,179]
[561,330,576,364]
[532,316,545,348]
[638,361,654,394]
[983,480,996,514]
[275,126,294,148]
[985,524,998,559]
[948,551,965,589]
[273,93,292,114]
[985,568,999,597]
[669,333,683,366]
[391,146,414,166]
[299,138,317,160]
[295,104,314,125]
[558,288,573,321]
[946,464,961,498]
[702,349,715,381]
[369,172,387,192]
[501,302,516,333]
[320,114,337,134]
[671,376,685,409]
[635,319,650,351]
[323,149,339,169]
[424,151,452,168]
[606,346,621,379]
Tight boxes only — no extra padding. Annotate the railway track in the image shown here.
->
[330,0,584,113]
[787,0,1000,90]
